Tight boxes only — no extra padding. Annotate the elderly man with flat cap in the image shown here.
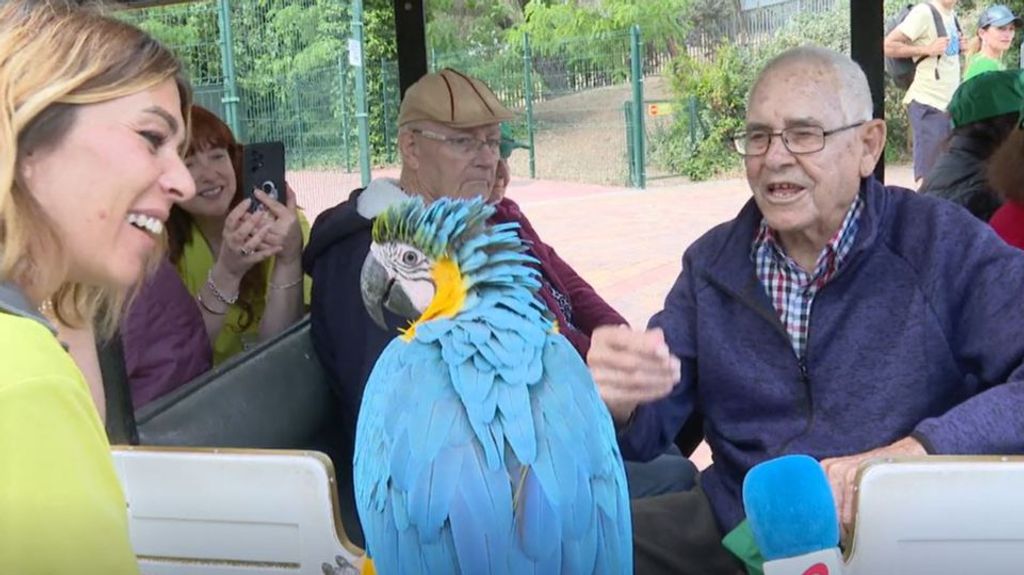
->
[303,69,695,542]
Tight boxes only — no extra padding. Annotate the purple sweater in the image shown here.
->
[122,259,211,409]
[620,178,1024,532]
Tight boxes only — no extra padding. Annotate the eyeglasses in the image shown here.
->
[731,121,866,156]
[411,129,501,156]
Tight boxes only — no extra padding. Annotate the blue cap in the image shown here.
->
[742,454,840,561]
[978,4,1023,29]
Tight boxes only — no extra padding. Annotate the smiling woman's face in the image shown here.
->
[20,78,195,289]
[182,145,238,218]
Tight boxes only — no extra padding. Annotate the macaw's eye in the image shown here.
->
[401,250,420,266]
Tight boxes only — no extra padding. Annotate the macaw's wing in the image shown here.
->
[509,333,633,575]
[353,337,518,575]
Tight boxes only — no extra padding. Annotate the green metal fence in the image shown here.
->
[121,0,399,214]
[434,28,653,187]
[124,1,691,195]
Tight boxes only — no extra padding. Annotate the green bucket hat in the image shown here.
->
[947,70,1024,129]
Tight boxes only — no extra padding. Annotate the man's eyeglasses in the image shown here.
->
[731,121,866,157]
[411,129,501,156]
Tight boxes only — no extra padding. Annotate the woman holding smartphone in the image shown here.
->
[167,106,309,365]
[0,1,195,571]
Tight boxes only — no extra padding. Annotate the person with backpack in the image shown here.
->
[884,0,962,185]
[964,5,1022,80]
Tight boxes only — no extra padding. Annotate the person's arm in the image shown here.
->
[883,5,949,59]
[907,212,1024,456]
[589,249,700,462]
[256,185,305,341]
[544,244,628,332]
[195,201,273,341]
[504,203,626,332]
[883,28,948,58]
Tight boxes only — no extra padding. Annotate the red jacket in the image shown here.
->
[990,200,1024,250]
[491,198,627,357]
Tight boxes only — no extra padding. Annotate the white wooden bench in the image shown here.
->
[845,456,1024,575]
[112,446,365,575]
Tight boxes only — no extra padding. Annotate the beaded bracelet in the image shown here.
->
[206,269,239,305]
[196,292,227,316]
[269,277,304,291]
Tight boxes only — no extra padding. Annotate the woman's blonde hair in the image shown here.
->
[966,30,984,57]
[0,0,192,335]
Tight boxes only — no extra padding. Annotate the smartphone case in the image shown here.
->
[241,141,286,211]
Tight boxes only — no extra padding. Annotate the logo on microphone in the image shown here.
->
[802,563,830,575]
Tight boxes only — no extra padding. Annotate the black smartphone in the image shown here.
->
[241,141,286,212]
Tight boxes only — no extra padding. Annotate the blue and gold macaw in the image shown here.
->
[355,197,632,574]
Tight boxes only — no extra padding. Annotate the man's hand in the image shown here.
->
[925,36,951,57]
[587,325,681,424]
[820,436,927,537]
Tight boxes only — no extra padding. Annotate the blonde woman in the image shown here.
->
[965,4,1023,79]
[0,1,195,573]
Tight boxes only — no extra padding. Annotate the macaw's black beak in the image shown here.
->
[360,251,391,330]
[360,250,422,330]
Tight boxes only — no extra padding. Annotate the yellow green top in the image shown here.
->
[177,212,312,365]
[0,312,138,575]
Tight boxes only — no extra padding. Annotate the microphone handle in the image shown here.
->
[763,548,844,575]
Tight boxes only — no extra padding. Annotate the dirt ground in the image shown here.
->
[505,76,676,186]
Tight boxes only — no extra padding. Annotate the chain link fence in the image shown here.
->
[122,0,844,197]
[121,0,399,216]
[435,29,651,186]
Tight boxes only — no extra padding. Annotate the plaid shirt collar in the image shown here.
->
[751,193,864,357]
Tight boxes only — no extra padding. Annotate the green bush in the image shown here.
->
[658,42,754,180]
[654,0,921,180]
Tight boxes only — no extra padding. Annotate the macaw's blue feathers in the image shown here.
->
[355,197,632,574]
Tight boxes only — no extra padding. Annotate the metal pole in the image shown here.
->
[623,101,634,186]
[523,33,536,179]
[216,0,241,137]
[851,0,885,182]
[352,0,371,186]
[688,96,698,150]
[629,25,646,189]
[394,0,428,98]
[339,57,352,173]
[380,57,393,164]
[292,78,305,168]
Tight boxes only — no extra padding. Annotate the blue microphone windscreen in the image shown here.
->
[742,454,839,560]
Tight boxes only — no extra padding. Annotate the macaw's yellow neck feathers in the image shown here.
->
[399,256,466,342]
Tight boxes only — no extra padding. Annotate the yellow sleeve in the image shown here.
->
[299,209,313,305]
[897,4,936,44]
[0,374,139,575]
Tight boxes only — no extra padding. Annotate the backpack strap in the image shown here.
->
[926,2,948,37]
[922,2,953,80]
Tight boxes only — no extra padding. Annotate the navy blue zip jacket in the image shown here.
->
[620,177,1024,533]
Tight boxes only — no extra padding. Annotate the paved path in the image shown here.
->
[294,164,917,468]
